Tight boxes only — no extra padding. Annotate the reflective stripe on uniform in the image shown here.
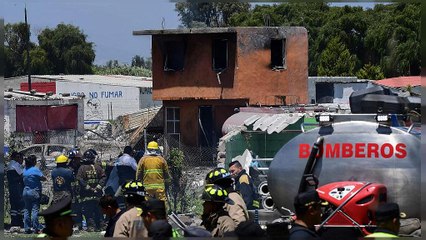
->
[144,169,162,174]
[252,200,260,208]
[136,207,143,217]
[365,232,398,238]
[144,183,165,189]
[37,233,48,238]
[172,229,181,238]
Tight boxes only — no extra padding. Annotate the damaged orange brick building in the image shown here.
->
[134,27,308,147]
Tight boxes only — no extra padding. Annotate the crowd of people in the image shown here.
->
[6,141,403,239]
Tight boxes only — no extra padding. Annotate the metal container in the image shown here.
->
[268,120,420,218]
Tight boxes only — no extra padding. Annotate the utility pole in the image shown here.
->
[25,6,32,91]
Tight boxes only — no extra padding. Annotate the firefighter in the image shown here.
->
[113,180,148,238]
[6,151,25,230]
[67,148,82,175]
[205,167,249,225]
[37,195,75,238]
[136,141,170,201]
[51,154,74,202]
[366,202,401,238]
[289,190,323,240]
[228,161,260,210]
[67,148,83,230]
[201,184,237,237]
[76,149,106,232]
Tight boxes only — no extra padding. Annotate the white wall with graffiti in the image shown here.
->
[56,81,159,124]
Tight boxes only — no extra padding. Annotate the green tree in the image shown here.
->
[38,24,95,74]
[356,63,384,80]
[93,63,152,77]
[175,2,250,27]
[226,3,420,78]
[167,148,185,213]
[4,22,35,77]
[318,36,358,76]
[364,3,420,77]
[26,46,53,75]
[105,59,120,68]
[131,55,145,68]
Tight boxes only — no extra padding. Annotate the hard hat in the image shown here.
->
[67,148,82,159]
[82,149,96,162]
[205,168,233,187]
[123,180,146,199]
[55,154,69,164]
[87,148,98,156]
[147,141,159,150]
[202,184,234,204]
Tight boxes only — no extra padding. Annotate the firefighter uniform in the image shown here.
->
[77,152,106,232]
[210,214,237,237]
[201,184,237,237]
[113,180,148,238]
[234,169,259,210]
[51,155,74,202]
[227,192,249,225]
[136,142,170,201]
[113,207,148,238]
[67,148,83,230]
[6,153,25,228]
[205,167,249,225]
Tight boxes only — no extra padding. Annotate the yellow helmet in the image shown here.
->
[147,141,159,150]
[55,154,68,164]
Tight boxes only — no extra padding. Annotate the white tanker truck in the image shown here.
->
[257,113,420,238]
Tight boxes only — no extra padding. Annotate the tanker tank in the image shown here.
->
[268,117,420,219]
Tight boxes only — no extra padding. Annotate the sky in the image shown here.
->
[2,0,180,65]
[3,1,382,65]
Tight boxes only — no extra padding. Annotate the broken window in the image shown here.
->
[166,107,180,141]
[271,38,286,69]
[212,39,228,71]
[164,41,185,71]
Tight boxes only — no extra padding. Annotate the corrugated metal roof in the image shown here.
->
[222,111,304,135]
[33,75,153,88]
[118,106,162,132]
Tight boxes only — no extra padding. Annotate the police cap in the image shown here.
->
[39,195,76,219]
[375,202,401,222]
[294,189,323,209]
[142,198,166,213]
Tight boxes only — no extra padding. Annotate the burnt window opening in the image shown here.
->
[271,38,286,69]
[166,107,180,141]
[164,41,185,71]
[212,39,228,71]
